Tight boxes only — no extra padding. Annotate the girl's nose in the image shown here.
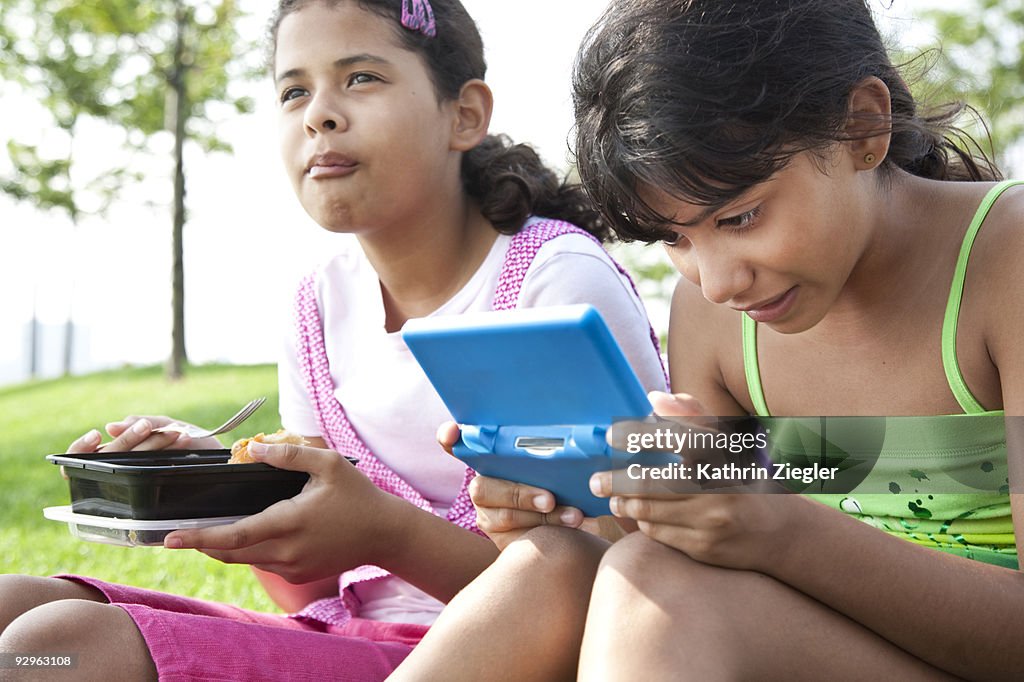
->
[304,95,347,137]
[692,247,753,306]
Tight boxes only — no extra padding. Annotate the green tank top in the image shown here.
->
[742,180,1021,569]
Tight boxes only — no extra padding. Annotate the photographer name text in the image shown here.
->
[626,461,839,485]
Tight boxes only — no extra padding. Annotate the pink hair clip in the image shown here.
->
[401,0,437,38]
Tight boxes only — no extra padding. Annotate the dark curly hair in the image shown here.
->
[572,0,1001,243]
[268,0,608,240]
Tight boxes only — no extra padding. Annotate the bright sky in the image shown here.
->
[0,0,929,386]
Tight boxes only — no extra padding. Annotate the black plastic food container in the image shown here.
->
[47,450,312,520]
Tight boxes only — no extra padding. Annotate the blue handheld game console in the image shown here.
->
[402,304,668,517]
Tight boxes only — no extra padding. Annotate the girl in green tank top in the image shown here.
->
[389,2,1024,681]
[742,181,1019,570]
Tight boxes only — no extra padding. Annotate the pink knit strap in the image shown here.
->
[293,273,481,626]
[494,219,665,376]
[293,274,467,517]
[491,220,592,310]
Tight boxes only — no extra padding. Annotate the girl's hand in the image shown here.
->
[162,442,402,583]
[439,422,623,549]
[467,474,585,550]
[66,416,221,454]
[591,390,803,573]
[592,474,804,572]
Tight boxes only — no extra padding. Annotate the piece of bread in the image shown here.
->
[228,429,309,464]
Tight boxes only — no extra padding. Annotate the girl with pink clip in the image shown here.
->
[0,1,666,679]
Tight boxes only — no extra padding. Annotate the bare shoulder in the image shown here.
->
[971,183,1024,412]
[667,278,748,415]
[972,183,1024,313]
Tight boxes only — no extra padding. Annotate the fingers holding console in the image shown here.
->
[454,389,764,552]
[438,421,585,548]
[435,421,460,455]
[468,475,585,550]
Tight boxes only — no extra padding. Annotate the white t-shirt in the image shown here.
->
[278,220,666,624]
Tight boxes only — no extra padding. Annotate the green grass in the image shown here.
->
[0,364,285,612]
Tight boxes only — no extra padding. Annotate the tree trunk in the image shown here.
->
[29,288,39,380]
[167,1,189,380]
[63,158,80,378]
[62,315,74,377]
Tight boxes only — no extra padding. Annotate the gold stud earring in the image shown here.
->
[864,153,876,165]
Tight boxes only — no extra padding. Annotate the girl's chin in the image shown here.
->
[763,304,825,335]
[318,223,357,234]
[305,207,357,233]
[763,317,814,334]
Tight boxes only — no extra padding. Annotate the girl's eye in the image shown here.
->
[662,232,687,247]
[347,72,380,87]
[716,206,762,233]
[279,86,308,104]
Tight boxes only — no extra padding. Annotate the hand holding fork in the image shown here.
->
[67,398,267,454]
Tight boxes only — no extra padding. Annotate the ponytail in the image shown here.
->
[882,67,1001,182]
[461,134,610,241]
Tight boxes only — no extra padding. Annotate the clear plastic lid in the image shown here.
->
[43,505,247,548]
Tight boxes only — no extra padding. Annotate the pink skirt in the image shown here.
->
[57,575,428,681]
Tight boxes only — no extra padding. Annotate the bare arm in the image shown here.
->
[247,482,499,605]
[767,496,1023,679]
[251,570,340,613]
[668,278,747,414]
[376,500,500,602]
[248,504,498,609]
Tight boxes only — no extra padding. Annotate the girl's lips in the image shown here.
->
[743,286,798,323]
[308,163,357,179]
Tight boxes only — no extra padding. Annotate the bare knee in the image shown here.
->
[0,575,105,634]
[582,534,754,680]
[596,531,701,597]
[396,527,606,682]
[503,526,608,587]
[593,532,757,621]
[453,526,608,622]
[2,599,123,652]
[0,600,155,681]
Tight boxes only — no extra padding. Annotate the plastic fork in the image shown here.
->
[151,397,267,439]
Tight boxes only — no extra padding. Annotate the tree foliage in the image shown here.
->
[0,0,259,378]
[915,0,1024,168]
[1,0,256,157]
